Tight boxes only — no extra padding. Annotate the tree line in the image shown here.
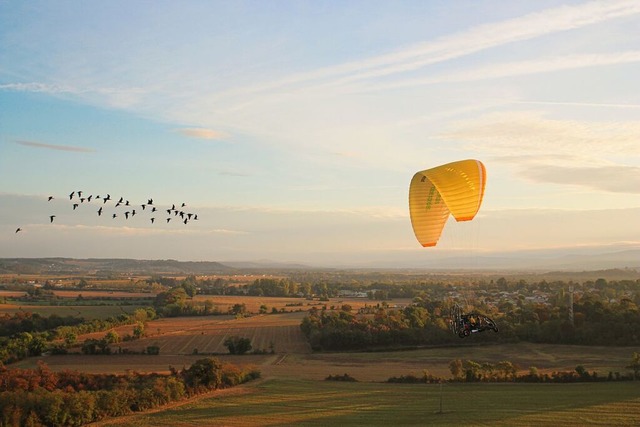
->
[0,308,156,365]
[0,358,260,427]
[384,353,640,384]
[300,280,640,350]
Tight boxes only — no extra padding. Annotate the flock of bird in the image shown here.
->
[15,191,199,234]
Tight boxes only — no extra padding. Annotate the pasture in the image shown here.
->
[0,303,146,319]
[94,379,640,426]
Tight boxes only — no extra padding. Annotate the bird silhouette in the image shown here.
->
[77,191,83,197]
[141,204,146,210]
[118,197,124,204]
[148,198,153,205]
[69,192,75,200]
[112,214,117,219]
[87,195,93,202]
[131,209,136,216]
[48,196,54,201]
[49,215,56,223]
[183,218,188,225]
[73,204,79,210]
[15,228,22,233]
[166,218,171,223]
[97,207,103,216]
[181,203,186,207]
[150,218,155,224]
[124,211,130,219]
[151,207,157,212]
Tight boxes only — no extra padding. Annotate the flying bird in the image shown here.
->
[77,191,83,197]
[49,215,56,223]
[69,192,75,200]
[151,207,157,212]
[150,218,155,224]
[148,198,153,205]
[124,211,130,219]
[166,218,171,223]
[73,204,79,210]
[87,195,93,202]
[15,228,22,233]
[97,207,103,216]
[112,214,117,219]
[48,196,54,201]
[141,204,146,210]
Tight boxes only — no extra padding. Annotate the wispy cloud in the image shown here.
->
[440,111,640,157]
[362,51,640,92]
[16,140,94,153]
[220,1,640,98]
[440,111,640,193]
[521,164,640,194]
[175,128,226,140]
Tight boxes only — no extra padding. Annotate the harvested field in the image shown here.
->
[192,295,405,314]
[52,290,155,298]
[0,290,27,298]
[114,312,311,355]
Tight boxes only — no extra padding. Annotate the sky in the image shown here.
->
[1,1,639,268]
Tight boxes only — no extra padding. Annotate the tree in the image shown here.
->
[182,358,223,391]
[627,352,640,380]
[449,359,463,380]
[104,330,120,344]
[223,336,252,355]
[133,322,145,339]
[230,303,246,317]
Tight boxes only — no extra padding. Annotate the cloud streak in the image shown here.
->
[220,0,640,98]
[521,164,640,194]
[15,140,94,153]
[176,128,226,140]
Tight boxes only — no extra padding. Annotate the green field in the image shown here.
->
[95,378,640,426]
[0,303,148,319]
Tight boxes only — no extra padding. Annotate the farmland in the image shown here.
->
[3,263,640,426]
[93,379,640,427]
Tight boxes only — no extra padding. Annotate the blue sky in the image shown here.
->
[1,1,639,267]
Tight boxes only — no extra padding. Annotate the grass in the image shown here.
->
[95,378,640,426]
[0,303,147,319]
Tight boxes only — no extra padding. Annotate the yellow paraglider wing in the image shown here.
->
[409,159,486,247]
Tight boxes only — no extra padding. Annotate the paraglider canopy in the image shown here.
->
[409,159,486,247]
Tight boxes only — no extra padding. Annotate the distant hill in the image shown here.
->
[0,258,236,276]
